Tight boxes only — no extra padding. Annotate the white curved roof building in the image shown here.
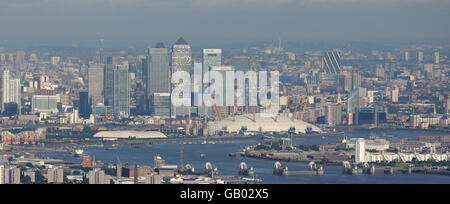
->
[93,131,167,139]
[207,113,322,134]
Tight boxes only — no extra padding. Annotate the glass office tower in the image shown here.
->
[147,43,170,115]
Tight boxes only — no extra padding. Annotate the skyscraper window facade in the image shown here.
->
[171,37,192,117]
[2,70,21,115]
[147,43,170,115]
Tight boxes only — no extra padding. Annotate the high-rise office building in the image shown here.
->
[231,56,250,72]
[106,56,118,65]
[322,51,342,74]
[147,43,170,115]
[31,95,58,114]
[418,51,423,63]
[343,74,353,92]
[133,57,146,85]
[445,98,450,115]
[1,165,21,184]
[202,49,222,76]
[200,49,222,117]
[51,56,61,65]
[88,168,107,184]
[391,88,399,103]
[171,37,191,73]
[79,91,91,119]
[171,37,192,117]
[231,56,251,111]
[434,51,439,65]
[99,64,131,117]
[0,53,5,65]
[2,70,21,114]
[47,167,64,183]
[326,104,342,126]
[352,72,361,90]
[209,65,235,117]
[104,64,115,106]
[404,51,409,62]
[141,58,148,89]
[358,107,387,125]
[88,64,104,105]
[347,87,368,125]
[112,65,130,117]
[0,165,4,184]
[150,92,171,116]
[14,51,25,69]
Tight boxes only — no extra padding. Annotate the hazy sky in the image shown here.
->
[1,0,449,47]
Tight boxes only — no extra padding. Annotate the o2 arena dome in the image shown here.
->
[207,113,322,135]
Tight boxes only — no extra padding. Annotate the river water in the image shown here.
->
[37,129,450,184]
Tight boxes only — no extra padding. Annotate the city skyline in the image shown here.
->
[0,0,449,187]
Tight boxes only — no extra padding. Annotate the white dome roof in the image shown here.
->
[207,113,322,134]
[93,131,166,139]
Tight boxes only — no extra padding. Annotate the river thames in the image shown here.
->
[37,129,450,184]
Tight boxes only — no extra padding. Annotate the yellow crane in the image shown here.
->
[231,106,236,121]
[292,96,302,121]
[252,106,256,122]
[299,96,308,121]
[296,96,306,120]
[284,95,290,117]
[213,103,221,121]
[222,106,228,118]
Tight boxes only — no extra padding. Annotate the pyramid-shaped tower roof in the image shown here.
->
[174,37,188,45]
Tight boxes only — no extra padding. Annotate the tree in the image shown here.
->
[81,176,89,184]
[103,168,117,177]
[22,176,32,184]
[63,176,72,184]
[34,171,48,184]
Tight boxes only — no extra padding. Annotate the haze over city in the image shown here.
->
[1,0,450,47]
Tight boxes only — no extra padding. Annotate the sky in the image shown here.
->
[0,0,449,47]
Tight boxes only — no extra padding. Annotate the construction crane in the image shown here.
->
[231,106,236,121]
[252,106,256,122]
[296,96,305,120]
[210,95,222,121]
[213,103,221,121]
[117,156,122,166]
[292,96,302,121]
[299,96,308,121]
[284,95,290,117]
[180,142,184,171]
[263,103,272,113]
[222,106,228,118]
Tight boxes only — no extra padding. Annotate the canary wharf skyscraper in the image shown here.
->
[199,49,222,117]
[323,51,342,74]
[112,65,130,117]
[88,64,104,105]
[202,49,222,77]
[172,37,191,73]
[171,37,192,117]
[97,64,130,117]
[104,63,115,106]
[147,43,170,115]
